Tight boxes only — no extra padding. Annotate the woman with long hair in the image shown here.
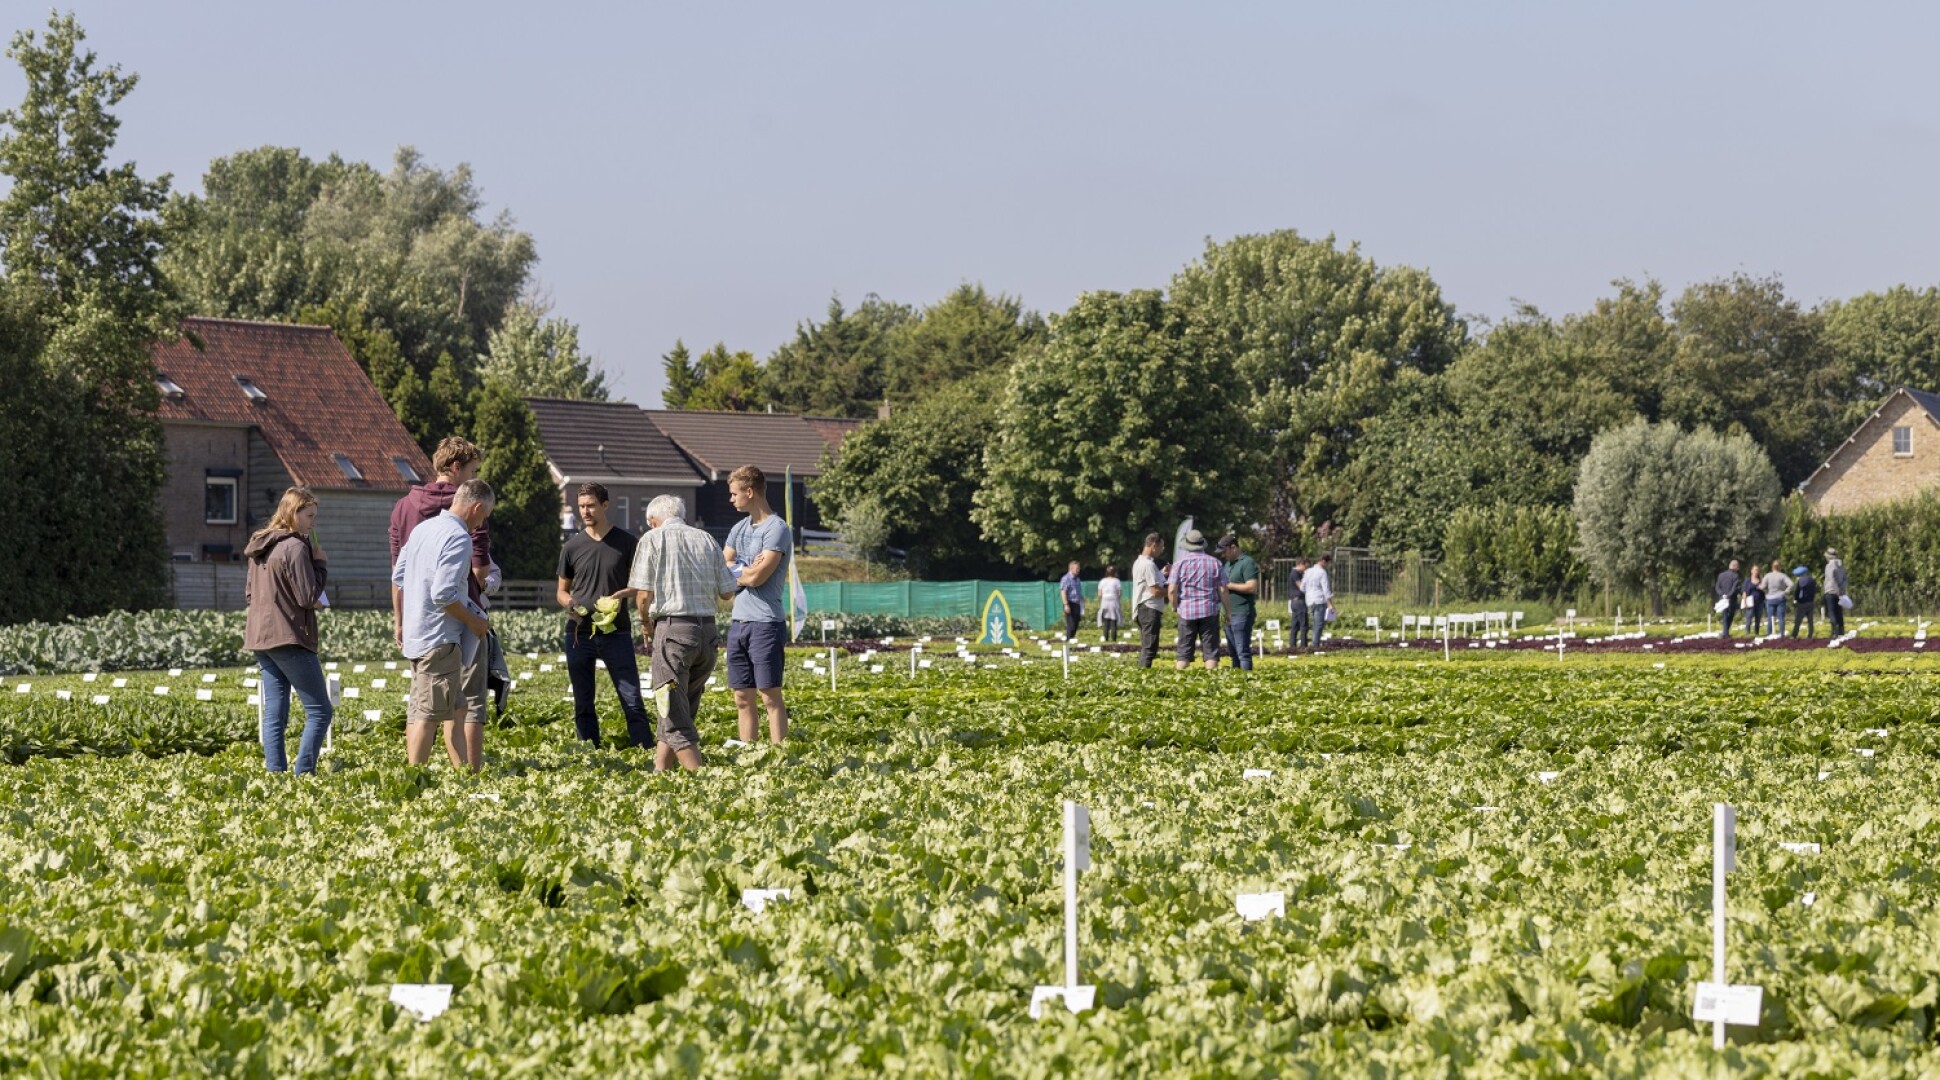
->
[243,487,333,773]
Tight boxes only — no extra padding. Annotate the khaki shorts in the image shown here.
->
[408,642,463,724]
[460,634,488,725]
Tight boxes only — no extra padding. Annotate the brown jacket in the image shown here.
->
[244,529,330,653]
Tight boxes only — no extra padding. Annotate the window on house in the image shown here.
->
[616,496,630,530]
[156,374,186,400]
[234,375,268,404]
[1894,426,1913,456]
[204,476,238,525]
[393,457,422,482]
[332,453,365,482]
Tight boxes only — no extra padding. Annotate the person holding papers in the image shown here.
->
[243,486,332,775]
[392,479,494,773]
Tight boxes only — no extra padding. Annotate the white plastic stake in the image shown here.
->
[1062,636,1070,680]
[829,646,837,691]
[1032,800,1095,1016]
[1713,803,1734,1049]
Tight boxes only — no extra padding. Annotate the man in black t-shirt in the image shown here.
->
[556,482,652,749]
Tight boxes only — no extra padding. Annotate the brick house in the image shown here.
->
[525,397,704,534]
[153,318,431,607]
[1798,387,1940,514]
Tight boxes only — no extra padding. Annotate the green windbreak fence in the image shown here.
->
[801,580,1100,630]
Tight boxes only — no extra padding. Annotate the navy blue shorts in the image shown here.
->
[725,620,787,690]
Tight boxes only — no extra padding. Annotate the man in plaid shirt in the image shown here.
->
[628,494,738,771]
[1166,528,1229,671]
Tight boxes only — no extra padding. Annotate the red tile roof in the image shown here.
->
[154,317,430,491]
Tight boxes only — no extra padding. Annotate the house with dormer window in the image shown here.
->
[152,317,430,607]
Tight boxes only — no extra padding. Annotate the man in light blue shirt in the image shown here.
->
[721,465,792,745]
[392,479,494,771]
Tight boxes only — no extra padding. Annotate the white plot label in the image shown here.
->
[389,984,454,1021]
[1235,891,1285,921]
[1029,984,1096,1017]
[741,888,791,914]
[1692,982,1763,1027]
[1243,769,1273,779]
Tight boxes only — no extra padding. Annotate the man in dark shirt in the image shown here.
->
[1715,560,1741,638]
[556,482,651,749]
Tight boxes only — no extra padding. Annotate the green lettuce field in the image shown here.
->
[4,647,1940,1076]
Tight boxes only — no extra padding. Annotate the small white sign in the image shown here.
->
[91,694,110,705]
[343,687,361,699]
[822,619,836,631]
[1029,984,1097,1017]
[386,661,399,670]
[1235,891,1285,921]
[722,738,750,749]
[370,679,388,690]
[325,662,339,671]
[1801,892,1817,906]
[389,983,454,1021]
[1778,842,1821,855]
[741,887,792,914]
[1068,803,1091,872]
[247,694,260,706]
[55,690,70,700]
[195,689,214,701]
[1817,770,1831,781]
[1691,982,1763,1026]
[468,792,500,802]
[1243,769,1273,779]
[1536,771,1560,784]
[1866,728,1888,737]
[242,677,258,688]
[1855,748,1876,758]
[111,678,128,689]
[168,668,183,677]
[201,673,218,683]
[364,709,382,721]
[82,673,97,682]
[153,685,169,696]
[12,684,27,694]
[539,664,554,673]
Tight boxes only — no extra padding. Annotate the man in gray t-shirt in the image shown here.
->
[721,465,792,745]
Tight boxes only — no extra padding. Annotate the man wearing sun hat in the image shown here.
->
[1822,548,1848,637]
[1166,529,1228,671]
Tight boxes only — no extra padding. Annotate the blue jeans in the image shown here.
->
[1225,612,1255,669]
[1308,604,1329,648]
[1766,598,1785,634]
[564,625,653,748]
[257,646,333,774]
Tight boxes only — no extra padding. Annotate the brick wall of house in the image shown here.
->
[1803,394,1940,514]
[160,421,251,561]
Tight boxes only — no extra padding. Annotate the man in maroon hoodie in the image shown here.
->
[391,436,493,726]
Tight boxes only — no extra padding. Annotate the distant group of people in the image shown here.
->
[1714,548,1850,639]
[1059,532,1332,671]
[242,433,795,776]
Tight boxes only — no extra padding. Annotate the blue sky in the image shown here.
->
[11,2,1940,403]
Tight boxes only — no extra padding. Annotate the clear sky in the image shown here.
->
[11,2,1940,404]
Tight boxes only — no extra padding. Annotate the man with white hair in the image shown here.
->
[629,493,739,771]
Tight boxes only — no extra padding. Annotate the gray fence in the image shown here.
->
[1266,549,1439,606]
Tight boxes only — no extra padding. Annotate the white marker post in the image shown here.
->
[324,673,341,754]
[828,646,837,692]
[1062,636,1070,680]
[1031,800,1096,1017]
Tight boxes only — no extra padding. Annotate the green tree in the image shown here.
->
[1572,419,1781,613]
[815,369,1012,577]
[973,290,1266,572]
[1819,285,1940,413]
[661,339,699,408]
[0,12,172,616]
[684,342,767,412]
[883,283,1045,402]
[480,300,607,401]
[165,144,537,385]
[468,380,559,580]
[1662,274,1849,488]
[1168,231,1467,555]
[763,293,914,416]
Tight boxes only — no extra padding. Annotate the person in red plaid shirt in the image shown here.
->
[1166,529,1229,670]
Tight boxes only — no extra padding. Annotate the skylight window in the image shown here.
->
[393,457,422,482]
[332,453,365,482]
[155,374,186,400]
[234,375,268,404]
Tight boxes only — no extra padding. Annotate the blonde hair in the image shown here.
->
[432,436,480,477]
[253,487,318,544]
